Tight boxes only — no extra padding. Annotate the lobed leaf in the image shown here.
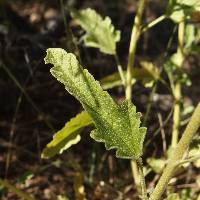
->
[44,48,146,159]
[42,111,93,159]
[71,8,120,55]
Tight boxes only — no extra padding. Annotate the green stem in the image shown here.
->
[60,0,80,58]
[143,82,157,126]
[114,54,126,86]
[178,154,200,166]
[131,160,140,191]
[126,0,146,99]
[125,0,146,195]
[149,103,200,200]
[171,20,185,148]
[142,15,166,33]
[145,107,174,148]
[137,158,148,200]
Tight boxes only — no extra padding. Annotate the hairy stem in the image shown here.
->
[149,103,200,200]
[131,160,140,190]
[171,20,185,148]
[137,158,148,200]
[125,0,146,195]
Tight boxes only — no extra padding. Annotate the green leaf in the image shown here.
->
[167,0,200,22]
[17,171,34,184]
[185,24,200,54]
[44,48,146,159]
[139,61,160,87]
[100,62,160,90]
[42,111,93,159]
[71,8,120,55]
[164,53,191,87]
[100,71,128,90]
[147,158,166,174]
[189,136,200,168]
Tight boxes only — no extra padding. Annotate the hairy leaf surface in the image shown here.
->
[42,111,93,159]
[44,48,146,159]
[71,8,120,55]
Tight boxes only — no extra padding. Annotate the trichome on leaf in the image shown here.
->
[44,48,146,160]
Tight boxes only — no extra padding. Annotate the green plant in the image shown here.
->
[42,1,200,199]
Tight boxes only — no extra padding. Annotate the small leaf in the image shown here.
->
[147,158,166,174]
[100,71,136,90]
[168,0,200,22]
[71,8,120,55]
[139,61,160,87]
[44,48,146,159]
[185,24,200,54]
[182,104,194,116]
[185,24,195,49]
[164,53,191,86]
[42,111,93,159]
[189,136,200,168]
[100,63,159,90]
[139,61,160,81]
[17,171,34,184]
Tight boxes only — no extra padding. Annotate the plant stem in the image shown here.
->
[143,82,157,126]
[114,54,126,86]
[125,0,146,195]
[178,154,200,166]
[145,107,174,148]
[142,15,166,33]
[137,158,148,200]
[126,0,146,99]
[131,160,140,191]
[149,103,200,200]
[171,20,185,148]
[60,0,80,58]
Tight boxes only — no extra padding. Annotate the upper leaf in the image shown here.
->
[71,8,120,55]
[41,111,93,159]
[44,48,146,159]
[167,0,200,22]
